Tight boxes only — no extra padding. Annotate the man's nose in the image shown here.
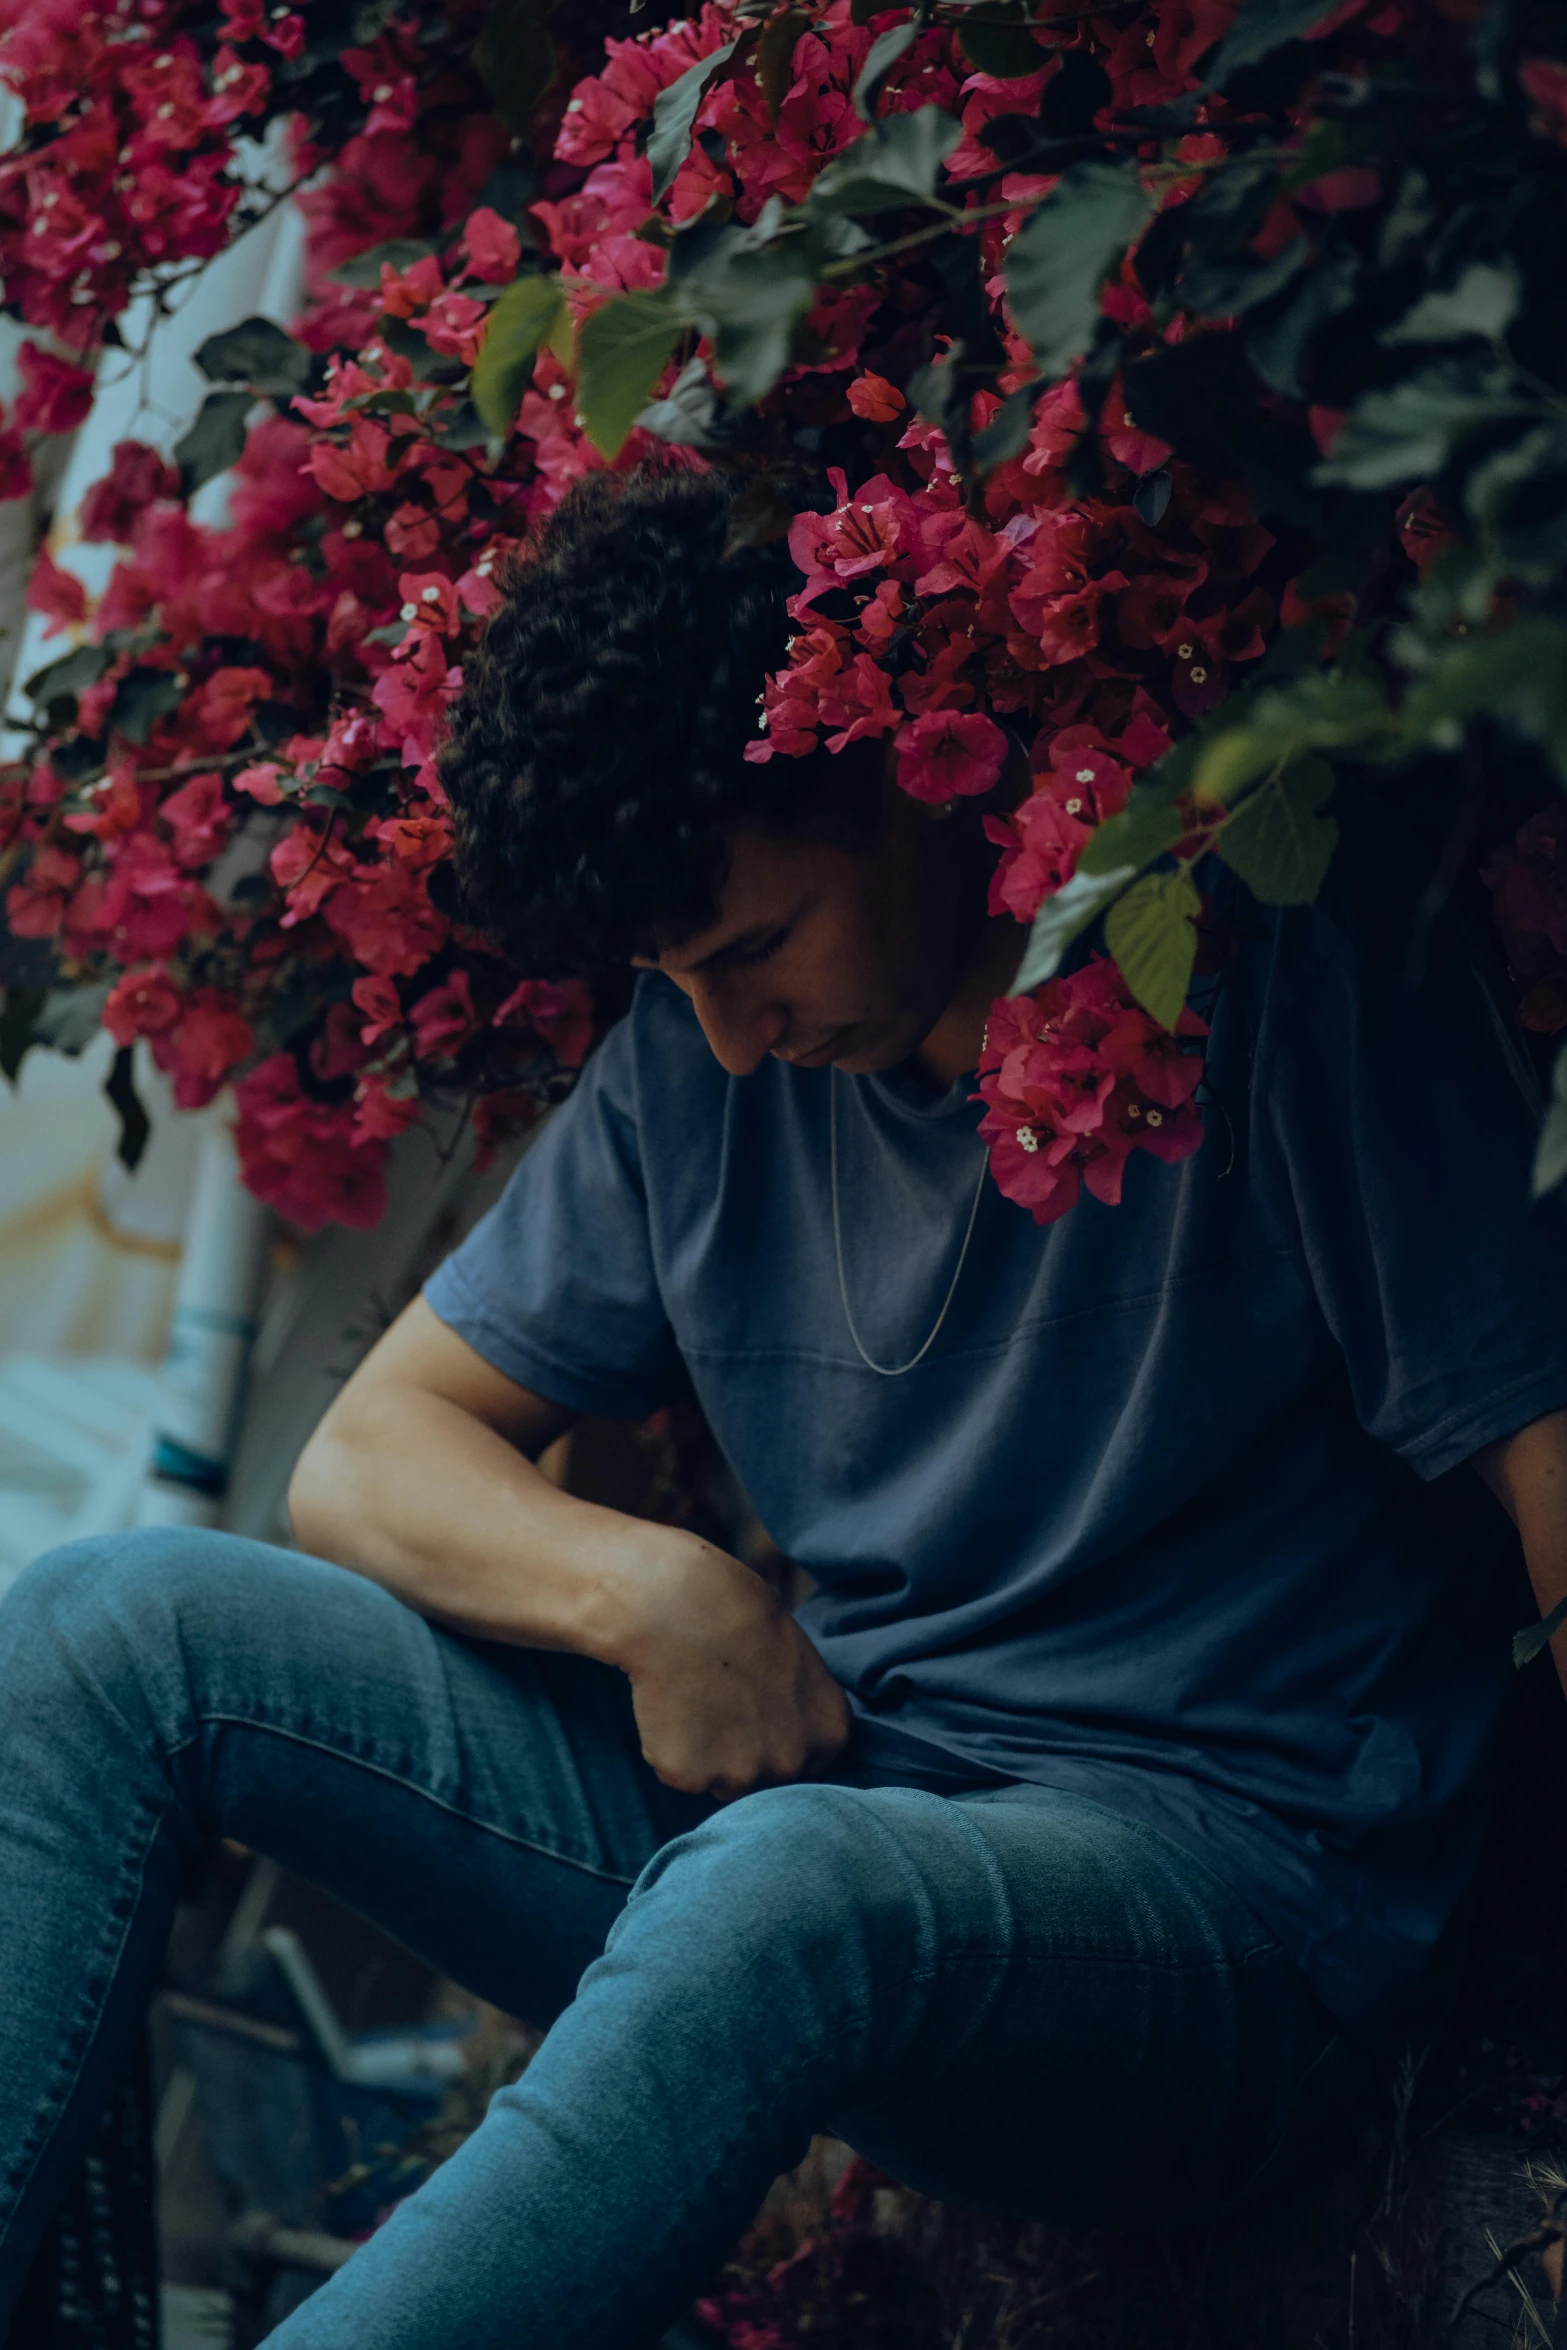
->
[688,980,787,1076]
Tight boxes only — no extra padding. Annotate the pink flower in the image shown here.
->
[818,653,900,750]
[103,963,180,1045]
[373,630,461,764]
[324,860,448,976]
[493,976,595,1066]
[160,768,231,868]
[26,546,87,634]
[1521,56,1567,146]
[234,1055,389,1232]
[974,962,1206,1224]
[397,570,460,635]
[0,429,31,502]
[79,442,181,542]
[462,207,522,284]
[352,1070,423,1143]
[153,988,254,1109]
[847,372,905,423]
[895,709,1009,803]
[6,845,81,938]
[408,968,476,1058]
[352,972,404,1047]
[14,342,95,435]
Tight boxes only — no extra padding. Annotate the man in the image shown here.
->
[4,467,1567,2350]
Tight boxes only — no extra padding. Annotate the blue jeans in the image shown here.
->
[0,1531,1375,2349]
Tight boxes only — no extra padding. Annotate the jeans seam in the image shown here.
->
[0,1785,171,2248]
[181,1711,641,1890]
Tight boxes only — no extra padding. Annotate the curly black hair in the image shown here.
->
[437,466,883,976]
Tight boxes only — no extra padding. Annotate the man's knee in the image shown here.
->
[612,1780,957,2011]
[1,1528,276,1724]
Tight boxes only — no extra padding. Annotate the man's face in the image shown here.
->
[640,792,977,1079]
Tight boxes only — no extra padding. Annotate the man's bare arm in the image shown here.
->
[1474,1406,1567,1699]
[287,1297,849,1798]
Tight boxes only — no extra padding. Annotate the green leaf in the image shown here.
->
[669,225,823,408]
[34,981,110,1057]
[173,390,252,494]
[807,106,961,215]
[1206,0,1340,86]
[1381,262,1520,349]
[1515,1588,1567,1668]
[23,642,111,710]
[0,984,44,1086]
[473,0,556,136]
[1077,792,1183,878]
[1213,755,1337,904]
[958,2,1043,80]
[972,380,1038,473]
[1181,237,1307,322]
[1397,616,1567,778]
[1005,160,1154,377]
[1464,426,1567,586]
[1104,866,1201,1031]
[575,291,683,457]
[470,273,567,436]
[648,39,739,204]
[853,20,918,119]
[108,667,184,745]
[638,353,724,450]
[1013,862,1140,994]
[104,1044,150,1173]
[194,316,310,397]
[1317,362,1536,491]
[330,236,442,290]
[1244,244,1359,401]
[1533,1039,1567,1209]
[1192,672,1392,800]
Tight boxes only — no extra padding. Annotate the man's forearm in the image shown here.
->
[1476,1407,1567,1699]
[288,1382,682,1664]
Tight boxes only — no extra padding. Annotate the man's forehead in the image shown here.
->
[644,831,814,975]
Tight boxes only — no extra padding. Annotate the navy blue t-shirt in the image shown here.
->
[425,875,1567,2041]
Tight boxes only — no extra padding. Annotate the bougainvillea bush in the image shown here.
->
[2,0,1566,1234]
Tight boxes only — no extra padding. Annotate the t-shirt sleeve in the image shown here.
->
[422,1012,684,1416]
[1259,878,1567,1479]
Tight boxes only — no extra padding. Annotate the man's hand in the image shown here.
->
[613,1536,851,1801]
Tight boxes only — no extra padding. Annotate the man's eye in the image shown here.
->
[727,927,789,971]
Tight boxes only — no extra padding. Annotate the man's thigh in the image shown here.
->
[818,1782,1376,2227]
[7,1527,713,2027]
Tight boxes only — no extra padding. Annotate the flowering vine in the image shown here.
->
[2,0,1566,1230]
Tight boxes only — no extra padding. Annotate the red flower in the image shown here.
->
[0,429,31,502]
[408,968,477,1058]
[895,709,1009,803]
[847,372,906,423]
[463,207,522,284]
[14,342,95,435]
[974,961,1206,1224]
[79,441,181,542]
[104,964,181,1045]
[153,988,254,1109]
[26,546,87,634]
[1521,56,1567,146]
[494,976,595,1066]
[160,769,231,868]
[818,653,900,750]
[6,845,82,938]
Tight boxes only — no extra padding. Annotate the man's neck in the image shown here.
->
[913,912,1025,1091]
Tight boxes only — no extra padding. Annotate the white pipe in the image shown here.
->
[133,1108,272,1528]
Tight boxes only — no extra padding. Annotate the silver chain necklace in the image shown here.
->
[829,1070,989,1378]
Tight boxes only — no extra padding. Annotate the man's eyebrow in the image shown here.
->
[688,922,782,976]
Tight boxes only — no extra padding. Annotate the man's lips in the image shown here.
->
[778,1026,851,1068]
